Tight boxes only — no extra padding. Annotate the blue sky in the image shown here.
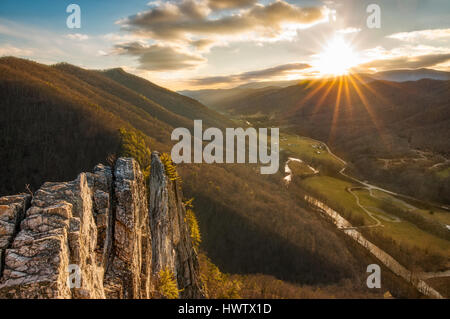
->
[0,0,449,89]
[0,1,147,33]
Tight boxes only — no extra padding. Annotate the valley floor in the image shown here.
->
[281,133,450,298]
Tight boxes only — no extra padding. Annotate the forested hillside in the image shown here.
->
[0,57,414,298]
[101,68,231,129]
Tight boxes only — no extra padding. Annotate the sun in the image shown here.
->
[314,36,360,76]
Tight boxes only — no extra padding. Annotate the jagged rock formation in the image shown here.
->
[0,195,31,277]
[149,152,203,298]
[0,153,204,299]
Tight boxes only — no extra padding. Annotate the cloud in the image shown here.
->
[0,44,33,57]
[102,32,153,43]
[119,0,326,42]
[363,44,450,59]
[112,1,326,76]
[190,62,311,85]
[239,63,311,80]
[190,38,215,52]
[207,0,257,10]
[114,42,206,71]
[336,27,361,34]
[356,53,450,71]
[65,33,89,41]
[0,19,126,67]
[97,50,108,56]
[387,28,450,42]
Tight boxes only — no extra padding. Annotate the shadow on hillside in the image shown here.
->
[193,194,353,286]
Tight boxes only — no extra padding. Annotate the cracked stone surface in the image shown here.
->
[0,157,204,299]
[0,195,31,276]
[149,152,204,298]
[103,158,152,299]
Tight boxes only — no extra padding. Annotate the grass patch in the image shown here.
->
[280,134,344,172]
[300,177,450,271]
[299,176,371,226]
[288,160,317,178]
[436,166,450,178]
[371,190,450,227]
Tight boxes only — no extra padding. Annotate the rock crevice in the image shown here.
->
[149,152,203,298]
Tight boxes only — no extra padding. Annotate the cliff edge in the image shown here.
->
[0,152,204,299]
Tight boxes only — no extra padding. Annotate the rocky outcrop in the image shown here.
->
[103,158,152,299]
[0,195,31,277]
[0,154,204,299]
[0,174,104,299]
[149,152,203,298]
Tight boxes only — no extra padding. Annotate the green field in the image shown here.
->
[301,176,450,264]
[370,190,450,226]
[280,134,344,170]
[300,176,374,225]
[353,189,449,255]
[282,132,450,271]
[352,189,400,222]
[436,166,450,178]
[287,160,317,177]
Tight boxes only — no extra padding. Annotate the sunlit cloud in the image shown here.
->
[0,44,33,57]
[336,27,361,34]
[119,0,327,43]
[355,41,450,72]
[112,0,327,77]
[190,62,311,85]
[387,28,450,42]
[114,42,206,71]
[356,53,450,72]
[207,0,257,11]
[102,32,151,43]
[190,38,216,52]
[363,44,450,59]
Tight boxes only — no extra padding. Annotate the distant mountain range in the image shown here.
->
[369,68,450,82]
[180,68,450,108]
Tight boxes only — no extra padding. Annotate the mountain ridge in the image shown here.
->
[179,68,450,108]
[0,56,424,298]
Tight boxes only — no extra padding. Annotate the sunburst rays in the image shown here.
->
[292,72,390,147]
